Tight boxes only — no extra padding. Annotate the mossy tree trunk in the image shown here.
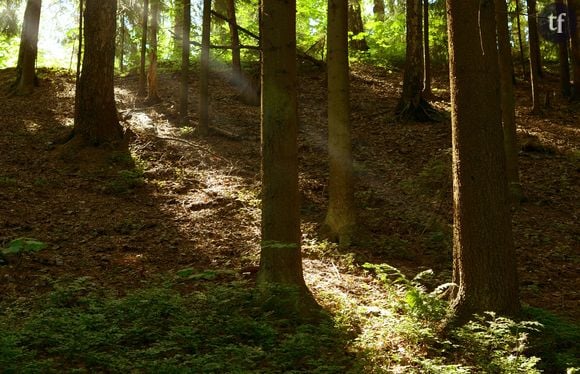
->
[496,0,523,203]
[325,0,356,247]
[446,0,520,324]
[146,0,161,104]
[199,0,211,136]
[70,0,124,147]
[180,0,190,124]
[258,0,318,317]
[138,0,149,97]
[527,0,542,113]
[13,0,41,96]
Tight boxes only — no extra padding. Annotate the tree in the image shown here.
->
[514,0,527,82]
[258,0,317,315]
[180,0,190,124]
[69,0,124,147]
[527,0,542,113]
[446,0,520,323]
[556,0,571,97]
[199,0,211,135]
[226,0,241,75]
[422,0,431,97]
[570,0,580,99]
[173,0,183,59]
[348,0,368,51]
[146,0,161,104]
[396,0,437,121]
[324,0,355,247]
[373,0,385,21]
[138,0,149,96]
[12,0,41,96]
[495,0,523,203]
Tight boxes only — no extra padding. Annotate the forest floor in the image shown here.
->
[0,63,578,329]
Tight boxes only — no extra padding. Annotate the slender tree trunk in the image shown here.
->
[258,0,318,317]
[325,0,356,247]
[71,0,124,147]
[76,0,83,86]
[373,0,385,21]
[146,0,161,104]
[556,0,571,97]
[527,0,542,113]
[422,0,432,97]
[514,0,527,81]
[348,0,369,51]
[446,0,520,324]
[570,0,580,99]
[496,0,523,203]
[13,0,41,96]
[138,0,149,96]
[173,0,183,60]
[226,0,241,75]
[199,0,211,135]
[180,0,190,124]
[119,14,126,73]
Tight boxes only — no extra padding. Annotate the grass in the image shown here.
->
[1,263,576,373]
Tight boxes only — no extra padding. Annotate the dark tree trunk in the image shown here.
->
[199,0,211,135]
[146,0,161,104]
[527,0,542,113]
[422,0,432,97]
[138,0,149,96]
[348,0,368,51]
[496,0,523,203]
[119,14,126,73]
[226,0,241,75]
[180,0,190,124]
[446,0,520,324]
[71,0,124,147]
[373,0,385,20]
[514,0,527,81]
[570,0,580,99]
[325,0,356,247]
[556,0,571,97]
[173,0,183,60]
[258,0,318,318]
[13,0,41,96]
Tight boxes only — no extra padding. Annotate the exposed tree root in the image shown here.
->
[395,97,443,122]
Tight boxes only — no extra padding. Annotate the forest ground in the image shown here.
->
[0,63,578,327]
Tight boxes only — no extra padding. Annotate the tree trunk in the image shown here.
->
[138,0,149,96]
[258,0,317,317]
[71,0,124,147]
[527,0,542,113]
[446,0,520,324]
[325,0,356,247]
[514,0,527,82]
[13,0,41,96]
[396,0,437,121]
[119,14,126,73]
[373,0,385,21]
[496,0,523,203]
[199,0,211,135]
[180,0,190,124]
[422,0,432,97]
[146,0,161,104]
[173,0,183,60]
[348,0,368,51]
[226,0,241,75]
[570,0,580,99]
[556,0,571,97]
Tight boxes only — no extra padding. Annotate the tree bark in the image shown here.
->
[71,0,124,147]
[348,0,368,51]
[226,0,241,75]
[146,0,161,104]
[373,0,385,21]
[138,0,149,96]
[496,0,523,203]
[422,0,432,97]
[527,0,542,113]
[199,0,211,135]
[13,0,41,96]
[180,0,190,124]
[173,0,183,60]
[556,0,572,97]
[570,0,580,99]
[258,0,317,317]
[446,0,520,324]
[325,0,356,247]
[119,13,126,73]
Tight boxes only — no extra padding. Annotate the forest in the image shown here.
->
[0,0,578,372]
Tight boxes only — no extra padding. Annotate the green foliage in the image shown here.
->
[1,238,47,256]
[104,168,145,194]
[454,312,543,373]
[0,278,351,373]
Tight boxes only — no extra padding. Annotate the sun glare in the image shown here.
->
[37,0,77,68]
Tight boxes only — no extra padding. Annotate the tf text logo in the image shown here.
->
[538,3,577,43]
